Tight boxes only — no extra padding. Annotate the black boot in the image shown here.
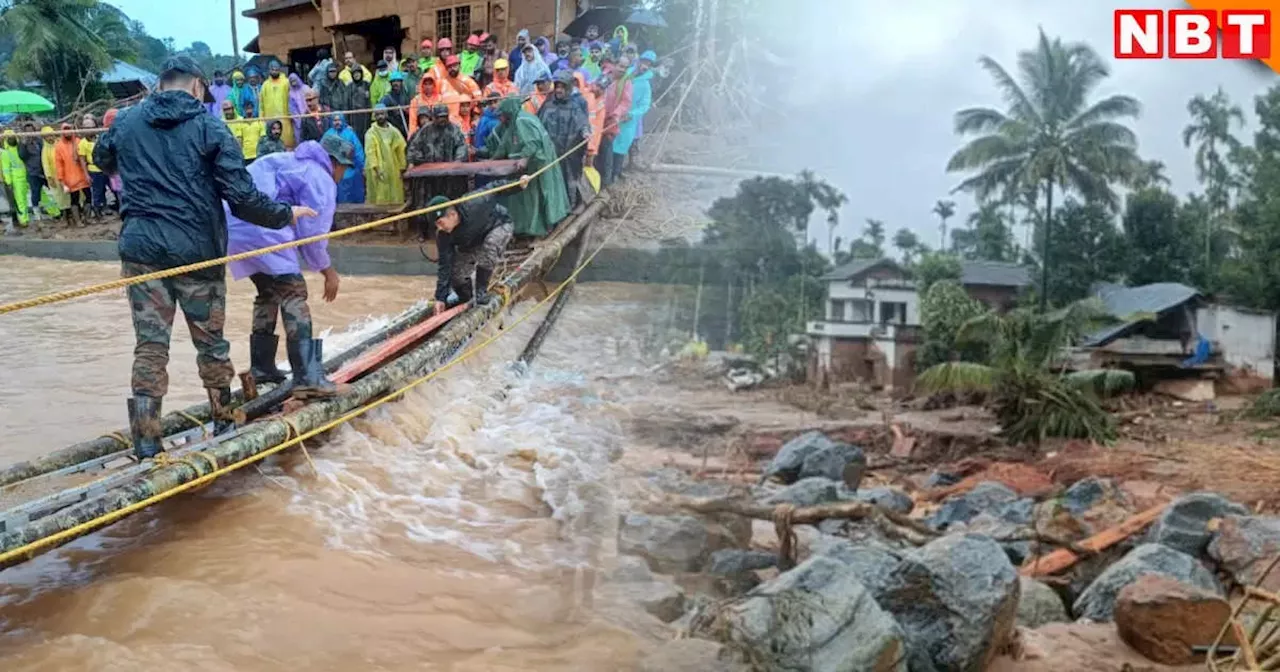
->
[473,267,494,306]
[447,278,474,308]
[206,386,235,435]
[128,395,163,460]
[249,333,287,385]
[287,337,341,399]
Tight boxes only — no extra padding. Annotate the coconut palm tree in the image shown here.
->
[1,0,136,113]
[932,199,955,250]
[946,29,1142,312]
[1183,87,1245,268]
[1130,159,1171,190]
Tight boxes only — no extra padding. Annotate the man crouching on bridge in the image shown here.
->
[94,56,315,461]
[425,176,529,315]
[226,135,354,402]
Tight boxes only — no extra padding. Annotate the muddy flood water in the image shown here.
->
[0,256,692,671]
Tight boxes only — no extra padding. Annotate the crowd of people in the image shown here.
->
[35,24,667,461]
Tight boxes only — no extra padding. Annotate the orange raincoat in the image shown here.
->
[440,73,481,134]
[574,72,605,157]
[54,126,89,192]
[408,75,445,137]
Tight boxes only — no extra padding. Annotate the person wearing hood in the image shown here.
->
[577,72,605,174]
[317,62,341,112]
[260,60,293,146]
[338,51,372,84]
[79,113,107,221]
[207,70,232,117]
[370,61,392,109]
[39,126,68,219]
[423,179,521,315]
[484,97,569,237]
[550,40,573,73]
[538,71,589,202]
[229,70,257,117]
[402,54,423,94]
[514,43,552,95]
[597,57,632,187]
[247,67,265,101]
[484,58,516,99]
[339,67,373,142]
[54,123,89,226]
[472,94,503,162]
[381,46,400,73]
[461,34,483,79]
[308,48,333,89]
[408,74,445,137]
[17,122,46,222]
[227,136,353,400]
[287,73,311,146]
[93,56,310,459]
[379,71,414,139]
[407,104,468,165]
[1,130,29,232]
[509,29,531,77]
[324,113,365,203]
[583,43,604,79]
[533,37,554,67]
[257,120,288,157]
[609,26,630,58]
[607,53,651,183]
[364,104,406,205]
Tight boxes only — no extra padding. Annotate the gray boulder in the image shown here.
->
[814,537,903,599]
[1062,476,1114,515]
[926,481,1024,530]
[1208,515,1280,588]
[714,555,907,671]
[608,554,655,583]
[762,431,854,485]
[961,513,1032,565]
[1148,492,1249,557]
[800,441,867,489]
[707,549,777,576]
[1073,543,1222,621]
[619,513,737,574]
[1017,577,1069,628]
[877,533,1020,672]
[635,580,687,622]
[854,486,915,515]
[647,467,739,499]
[762,477,842,508]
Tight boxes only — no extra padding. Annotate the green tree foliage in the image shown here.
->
[861,218,886,257]
[932,199,955,250]
[917,300,1130,444]
[918,279,987,370]
[1035,200,1127,306]
[1121,188,1195,287]
[893,228,921,265]
[913,252,962,296]
[947,29,1141,310]
[952,202,1015,262]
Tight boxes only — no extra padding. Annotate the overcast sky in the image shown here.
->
[765,0,1275,252]
[115,0,1274,252]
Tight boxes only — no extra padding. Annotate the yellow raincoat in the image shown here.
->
[259,72,293,146]
[363,120,406,205]
[40,126,69,211]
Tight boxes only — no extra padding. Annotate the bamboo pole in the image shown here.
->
[0,199,604,566]
[0,302,437,490]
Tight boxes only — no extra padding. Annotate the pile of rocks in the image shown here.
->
[622,430,1280,671]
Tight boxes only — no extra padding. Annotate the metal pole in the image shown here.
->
[230,0,239,59]
[554,0,561,36]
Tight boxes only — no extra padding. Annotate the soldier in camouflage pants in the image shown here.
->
[449,221,513,293]
[124,262,236,399]
[250,273,313,343]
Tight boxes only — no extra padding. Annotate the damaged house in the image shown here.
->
[808,258,1030,392]
[1076,283,1276,398]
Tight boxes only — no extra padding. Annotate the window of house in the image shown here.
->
[848,299,872,322]
[879,301,908,324]
[829,300,845,321]
[436,5,472,44]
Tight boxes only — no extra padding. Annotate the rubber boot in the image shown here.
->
[447,278,474,308]
[128,395,164,460]
[287,337,341,400]
[473,267,494,306]
[206,386,236,435]
[249,333,287,385]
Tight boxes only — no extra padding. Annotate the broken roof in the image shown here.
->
[1084,282,1202,347]
[822,257,1031,288]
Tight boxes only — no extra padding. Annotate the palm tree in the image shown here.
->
[1183,87,1244,268]
[1130,159,1170,190]
[947,29,1142,312]
[932,199,956,250]
[893,228,921,265]
[0,0,135,113]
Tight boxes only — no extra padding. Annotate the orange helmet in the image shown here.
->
[420,38,433,50]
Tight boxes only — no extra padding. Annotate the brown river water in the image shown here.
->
[0,256,674,671]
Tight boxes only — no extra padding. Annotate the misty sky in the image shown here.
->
[115,0,1274,252]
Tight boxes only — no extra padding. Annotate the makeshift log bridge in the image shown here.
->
[0,197,603,570]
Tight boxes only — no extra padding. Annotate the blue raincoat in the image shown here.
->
[612,70,652,155]
[324,113,366,203]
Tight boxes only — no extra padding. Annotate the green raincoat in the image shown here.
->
[487,97,570,237]
[369,70,392,110]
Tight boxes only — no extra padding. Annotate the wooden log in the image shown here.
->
[330,303,469,384]
[1019,504,1167,577]
[403,159,526,179]
[0,197,607,567]
[517,226,590,366]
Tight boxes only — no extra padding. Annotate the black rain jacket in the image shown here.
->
[94,90,292,280]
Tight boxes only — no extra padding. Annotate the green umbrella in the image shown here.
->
[0,90,55,113]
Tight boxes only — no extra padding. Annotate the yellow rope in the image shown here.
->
[99,432,131,449]
[0,203,629,568]
[173,411,209,439]
[281,419,319,477]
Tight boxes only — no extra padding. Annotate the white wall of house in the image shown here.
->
[1196,304,1276,380]
[824,281,921,326]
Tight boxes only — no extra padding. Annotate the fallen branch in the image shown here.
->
[1019,504,1166,577]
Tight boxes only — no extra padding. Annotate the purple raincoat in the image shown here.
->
[226,141,335,279]
[287,73,310,140]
